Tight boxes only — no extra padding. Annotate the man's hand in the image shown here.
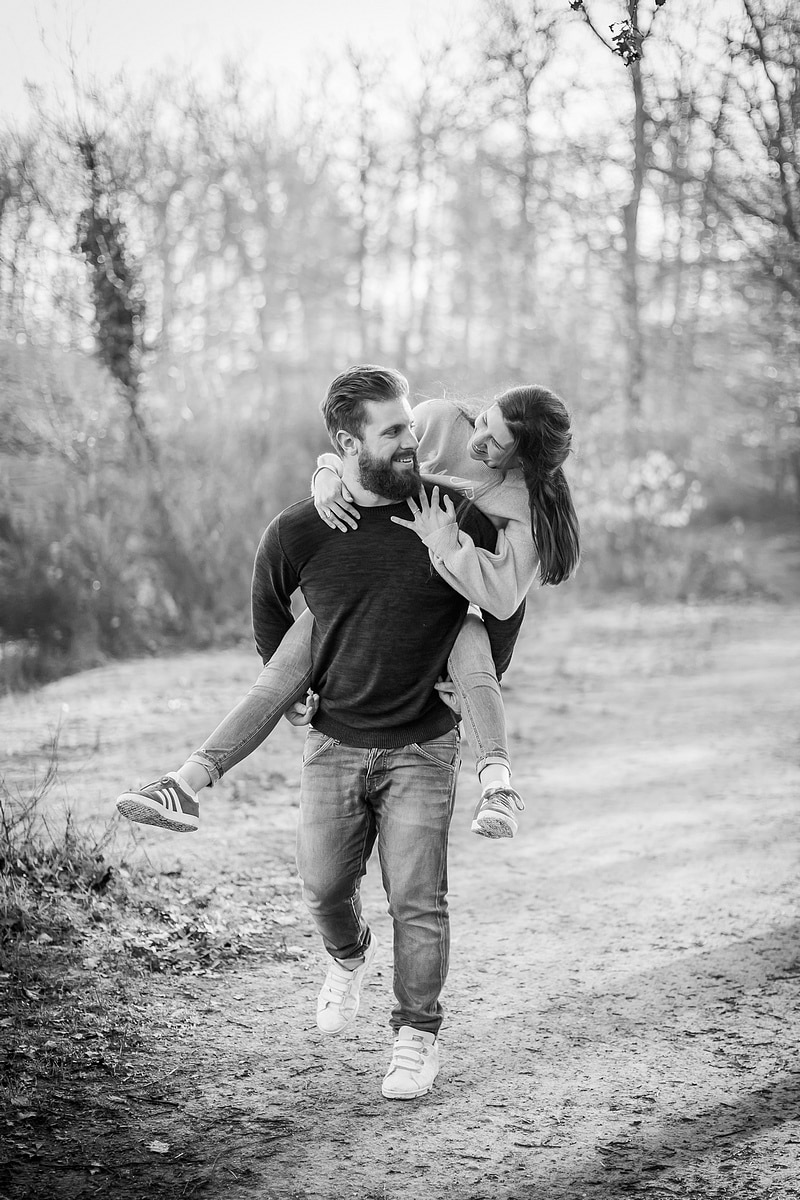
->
[390,486,457,540]
[284,689,320,726]
[313,467,360,532]
[434,676,461,716]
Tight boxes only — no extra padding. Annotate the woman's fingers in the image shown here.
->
[322,511,347,532]
[333,503,360,530]
[323,502,360,532]
[416,486,440,516]
[391,486,454,535]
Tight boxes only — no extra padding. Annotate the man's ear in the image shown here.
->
[336,429,360,457]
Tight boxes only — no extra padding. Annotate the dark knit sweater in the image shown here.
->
[251,484,524,749]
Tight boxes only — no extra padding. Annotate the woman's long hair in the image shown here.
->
[496,386,581,586]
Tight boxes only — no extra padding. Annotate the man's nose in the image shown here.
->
[405,428,419,449]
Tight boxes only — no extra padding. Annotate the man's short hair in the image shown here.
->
[321,365,409,449]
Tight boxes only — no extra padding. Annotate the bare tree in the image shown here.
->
[342,47,388,359]
[480,0,561,372]
[571,0,669,414]
[725,0,800,301]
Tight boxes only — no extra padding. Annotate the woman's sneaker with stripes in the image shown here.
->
[471,784,525,839]
[116,773,200,833]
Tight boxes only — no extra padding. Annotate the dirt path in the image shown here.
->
[2,601,800,1199]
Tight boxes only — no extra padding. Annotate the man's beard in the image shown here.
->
[357,446,421,502]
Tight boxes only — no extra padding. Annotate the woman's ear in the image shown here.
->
[337,429,360,457]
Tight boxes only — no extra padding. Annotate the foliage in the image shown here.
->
[0,733,301,1158]
[0,0,797,685]
[75,138,145,394]
[0,342,180,687]
[0,731,296,984]
[621,450,704,529]
[568,0,668,66]
[1,733,123,962]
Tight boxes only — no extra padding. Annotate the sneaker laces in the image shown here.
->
[480,785,525,815]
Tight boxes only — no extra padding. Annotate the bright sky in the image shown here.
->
[0,0,474,122]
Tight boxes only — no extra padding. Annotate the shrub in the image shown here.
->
[0,733,125,964]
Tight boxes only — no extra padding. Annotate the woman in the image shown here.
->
[116,385,580,839]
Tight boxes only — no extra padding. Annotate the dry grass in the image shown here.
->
[1,598,799,1199]
[0,729,295,1150]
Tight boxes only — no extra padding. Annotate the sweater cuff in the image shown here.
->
[421,523,460,561]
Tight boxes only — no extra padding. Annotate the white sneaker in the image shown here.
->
[316,935,377,1035]
[471,784,525,838]
[381,1027,439,1100]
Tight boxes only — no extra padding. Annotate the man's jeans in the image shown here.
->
[297,727,461,1036]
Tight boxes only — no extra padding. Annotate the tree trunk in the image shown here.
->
[621,8,646,417]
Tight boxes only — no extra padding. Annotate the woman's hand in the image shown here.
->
[313,466,360,532]
[284,689,320,726]
[390,486,457,541]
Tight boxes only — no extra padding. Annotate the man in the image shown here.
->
[253,364,522,1100]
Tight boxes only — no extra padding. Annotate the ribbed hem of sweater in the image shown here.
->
[311,709,457,750]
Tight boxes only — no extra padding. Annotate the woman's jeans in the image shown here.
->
[297,726,460,1034]
[187,610,510,783]
[187,609,314,783]
[447,612,509,775]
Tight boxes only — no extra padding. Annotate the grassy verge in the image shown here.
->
[0,737,299,1195]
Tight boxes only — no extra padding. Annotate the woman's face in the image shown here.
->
[468,404,518,470]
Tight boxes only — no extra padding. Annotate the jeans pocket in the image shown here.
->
[302,731,338,767]
[409,731,460,772]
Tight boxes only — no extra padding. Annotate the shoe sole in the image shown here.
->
[471,813,517,838]
[316,935,378,1035]
[382,1058,440,1100]
[116,794,198,833]
[381,1079,436,1100]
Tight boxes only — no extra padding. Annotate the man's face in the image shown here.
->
[356,397,421,501]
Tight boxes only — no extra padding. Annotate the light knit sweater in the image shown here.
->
[316,398,539,619]
[412,400,538,619]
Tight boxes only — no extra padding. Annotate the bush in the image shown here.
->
[0,340,325,689]
[0,343,188,687]
[0,734,126,965]
[0,732,274,1000]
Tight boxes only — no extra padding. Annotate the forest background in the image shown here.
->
[1,0,798,688]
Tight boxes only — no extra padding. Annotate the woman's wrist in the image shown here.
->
[311,464,339,491]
